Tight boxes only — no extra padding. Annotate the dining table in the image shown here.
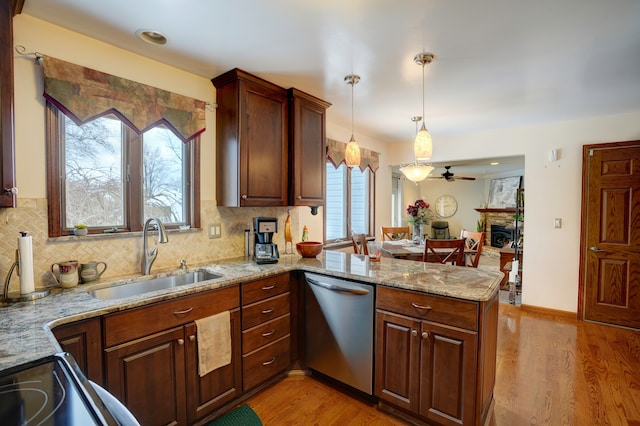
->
[380,240,477,265]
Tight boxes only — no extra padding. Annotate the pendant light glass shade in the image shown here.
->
[399,164,435,182]
[414,122,433,161]
[345,135,361,168]
[344,74,361,168]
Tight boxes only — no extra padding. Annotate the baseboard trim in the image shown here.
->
[519,304,577,319]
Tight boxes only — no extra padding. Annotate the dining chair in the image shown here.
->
[423,238,466,266]
[351,232,369,255]
[431,221,451,239]
[380,226,410,241]
[459,229,485,268]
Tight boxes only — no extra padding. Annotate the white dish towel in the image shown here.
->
[195,311,231,377]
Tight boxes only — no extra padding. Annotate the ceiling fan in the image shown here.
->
[430,166,476,182]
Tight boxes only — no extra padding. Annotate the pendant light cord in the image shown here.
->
[351,78,355,137]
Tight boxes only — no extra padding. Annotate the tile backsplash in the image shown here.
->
[0,199,298,293]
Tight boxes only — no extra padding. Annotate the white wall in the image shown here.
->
[389,113,640,312]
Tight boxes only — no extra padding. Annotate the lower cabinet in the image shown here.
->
[103,285,241,426]
[375,286,498,426]
[53,317,103,384]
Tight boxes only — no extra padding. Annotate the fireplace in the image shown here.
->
[491,225,514,248]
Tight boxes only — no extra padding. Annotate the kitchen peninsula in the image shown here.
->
[0,251,502,426]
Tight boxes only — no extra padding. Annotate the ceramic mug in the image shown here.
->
[79,261,107,283]
[51,260,79,288]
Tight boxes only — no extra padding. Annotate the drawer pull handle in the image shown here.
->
[261,285,276,291]
[177,339,184,345]
[189,335,196,342]
[411,303,432,311]
[262,329,276,337]
[262,357,276,366]
[173,307,194,316]
[422,332,429,340]
[411,329,418,337]
[261,308,275,315]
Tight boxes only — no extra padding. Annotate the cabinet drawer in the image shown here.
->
[242,292,290,330]
[376,286,478,331]
[242,313,290,354]
[242,274,290,305]
[242,335,290,390]
[104,285,240,347]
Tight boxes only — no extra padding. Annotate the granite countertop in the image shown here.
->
[0,250,502,372]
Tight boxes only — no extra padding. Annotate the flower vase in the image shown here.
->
[412,222,423,244]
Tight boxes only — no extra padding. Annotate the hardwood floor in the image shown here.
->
[246,300,640,425]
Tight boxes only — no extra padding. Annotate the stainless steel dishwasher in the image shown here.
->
[304,272,374,395]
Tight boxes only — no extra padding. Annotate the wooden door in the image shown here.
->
[419,321,477,426]
[374,310,421,413]
[185,310,242,424]
[0,0,16,208]
[288,88,330,207]
[53,318,103,384]
[105,326,187,426]
[239,79,288,206]
[580,142,640,329]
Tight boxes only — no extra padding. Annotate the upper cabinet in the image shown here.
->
[287,88,331,207]
[212,69,289,207]
[0,0,17,208]
[212,69,330,208]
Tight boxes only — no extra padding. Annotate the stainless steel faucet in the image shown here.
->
[142,217,169,275]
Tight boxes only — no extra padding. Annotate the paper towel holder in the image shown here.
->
[2,233,50,304]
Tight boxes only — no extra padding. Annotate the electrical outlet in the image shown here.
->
[208,223,222,239]
[554,218,562,229]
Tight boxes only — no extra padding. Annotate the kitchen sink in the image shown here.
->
[89,270,223,300]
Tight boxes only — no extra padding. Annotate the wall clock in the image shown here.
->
[435,194,457,218]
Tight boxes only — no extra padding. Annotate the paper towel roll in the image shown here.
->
[18,232,35,294]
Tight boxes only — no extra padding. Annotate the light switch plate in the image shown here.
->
[208,223,221,239]
[554,218,562,229]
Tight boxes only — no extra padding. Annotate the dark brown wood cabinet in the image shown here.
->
[212,69,289,207]
[0,0,16,208]
[375,286,498,426]
[241,273,291,391]
[103,285,241,425]
[53,318,103,385]
[287,88,331,207]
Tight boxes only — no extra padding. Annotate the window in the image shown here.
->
[325,162,375,243]
[46,104,200,236]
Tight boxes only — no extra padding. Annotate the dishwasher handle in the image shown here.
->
[306,277,370,295]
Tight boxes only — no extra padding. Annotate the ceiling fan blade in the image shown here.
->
[458,176,476,181]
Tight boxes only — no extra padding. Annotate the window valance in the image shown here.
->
[42,56,206,142]
[327,138,379,173]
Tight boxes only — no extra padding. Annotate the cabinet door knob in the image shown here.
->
[422,332,429,340]
[177,339,184,345]
[411,329,418,337]
[262,329,276,337]
[189,335,196,342]
[173,307,194,316]
[262,357,276,366]
[4,187,18,195]
[297,195,302,200]
[241,194,247,199]
[411,303,432,311]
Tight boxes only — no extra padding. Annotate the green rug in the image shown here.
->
[206,404,262,426]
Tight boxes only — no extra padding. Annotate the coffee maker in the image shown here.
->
[253,217,279,264]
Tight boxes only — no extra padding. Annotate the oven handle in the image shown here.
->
[306,277,369,295]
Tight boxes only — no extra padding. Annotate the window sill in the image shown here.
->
[48,227,201,243]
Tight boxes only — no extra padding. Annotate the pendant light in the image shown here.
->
[400,116,434,182]
[344,74,361,168]
[414,52,435,161]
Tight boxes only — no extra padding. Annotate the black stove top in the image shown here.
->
[0,353,117,425]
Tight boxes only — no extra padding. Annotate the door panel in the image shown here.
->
[582,143,640,329]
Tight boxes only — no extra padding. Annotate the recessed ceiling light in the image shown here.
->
[136,29,168,45]
[490,162,499,166]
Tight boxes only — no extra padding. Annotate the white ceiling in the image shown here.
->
[22,0,640,150]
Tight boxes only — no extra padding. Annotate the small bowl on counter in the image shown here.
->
[296,241,324,258]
